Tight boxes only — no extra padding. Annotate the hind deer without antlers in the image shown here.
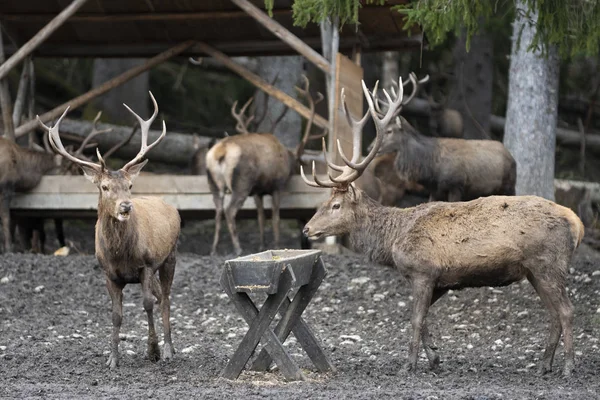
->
[301,76,583,377]
[38,92,180,369]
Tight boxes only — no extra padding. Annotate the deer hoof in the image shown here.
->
[403,361,417,373]
[163,344,174,360]
[562,363,574,378]
[106,354,118,369]
[428,354,440,371]
[148,342,161,363]
[538,364,552,376]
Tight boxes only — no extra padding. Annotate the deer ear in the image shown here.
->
[122,159,148,180]
[79,165,102,184]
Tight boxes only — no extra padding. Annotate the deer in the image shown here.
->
[301,76,583,377]
[206,75,326,256]
[356,152,426,207]
[368,74,516,202]
[14,112,113,253]
[38,92,180,370]
[0,134,65,252]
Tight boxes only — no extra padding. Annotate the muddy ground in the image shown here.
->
[1,219,600,399]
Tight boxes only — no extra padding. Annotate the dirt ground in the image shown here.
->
[1,219,600,399]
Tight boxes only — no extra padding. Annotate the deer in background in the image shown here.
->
[206,75,325,255]
[301,76,582,377]
[370,74,516,202]
[39,92,180,369]
[0,135,64,252]
[14,112,113,253]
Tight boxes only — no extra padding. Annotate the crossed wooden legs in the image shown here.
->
[220,258,333,381]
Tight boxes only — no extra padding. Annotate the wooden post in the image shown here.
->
[230,0,331,75]
[192,42,328,129]
[12,57,32,127]
[0,22,15,140]
[0,0,89,81]
[15,40,195,139]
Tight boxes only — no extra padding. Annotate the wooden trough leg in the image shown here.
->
[220,266,305,381]
[251,257,334,373]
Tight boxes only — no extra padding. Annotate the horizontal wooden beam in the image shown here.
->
[0,10,291,23]
[231,0,331,74]
[1,36,423,58]
[10,175,329,213]
[193,41,329,130]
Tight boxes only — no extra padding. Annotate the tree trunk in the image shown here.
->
[381,51,399,91]
[92,59,149,124]
[448,26,493,139]
[503,1,559,200]
[253,56,303,149]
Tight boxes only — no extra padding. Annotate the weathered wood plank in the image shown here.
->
[10,175,329,211]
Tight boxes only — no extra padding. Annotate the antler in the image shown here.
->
[300,77,405,189]
[374,73,429,116]
[37,107,104,172]
[102,125,138,160]
[74,111,112,157]
[294,75,327,161]
[121,91,166,171]
[231,97,254,134]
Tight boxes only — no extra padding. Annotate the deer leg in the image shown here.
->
[447,188,462,202]
[253,195,266,251]
[210,190,225,256]
[557,286,574,377]
[406,278,434,372]
[421,288,448,370]
[105,277,124,369]
[54,218,65,247]
[159,250,176,360]
[141,267,160,362]
[272,190,281,249]
[224,191,250,256]
[0,189,14,253]
[527,273,564,375]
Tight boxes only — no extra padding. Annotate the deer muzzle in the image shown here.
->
[302,225,323,240]
[117,201,133,221]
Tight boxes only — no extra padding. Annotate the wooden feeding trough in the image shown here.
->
[220,249,333,381]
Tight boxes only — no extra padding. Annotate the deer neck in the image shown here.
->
[97,203,139,259]
[396,134,438,184]
[348,196,409,266]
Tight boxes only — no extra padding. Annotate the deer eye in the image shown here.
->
[101,185,109,191]
[332,203,341,210]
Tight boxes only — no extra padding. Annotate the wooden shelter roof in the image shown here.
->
[0,0,421,58]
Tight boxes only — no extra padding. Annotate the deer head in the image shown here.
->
[301,77,406,239]
[38,92,166,222]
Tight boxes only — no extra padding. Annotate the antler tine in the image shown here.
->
[300,161,339,188]
[402,73,430,105]
[121,91,166,171]
[231,97,253,134]
[295,74,319,159]
[37,107,103,171]
[321,137,344,172]
[74,111,112,156]
[103,124,138,160]
[337,87,370,168]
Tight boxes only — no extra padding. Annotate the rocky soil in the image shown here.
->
[1,220,600,399]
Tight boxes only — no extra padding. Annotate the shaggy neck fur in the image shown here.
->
[348,194,409,266]
[395,132,438,186]
[97,199,139,261]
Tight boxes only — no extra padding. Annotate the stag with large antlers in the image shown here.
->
[206,75,326,255]
[38,92,180,369]
[370,73,516,202]
[301,76,582,377]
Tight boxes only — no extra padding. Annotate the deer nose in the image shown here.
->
[119,201,133,213]
[302,226,310,237]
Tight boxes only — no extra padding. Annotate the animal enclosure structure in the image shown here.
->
[0,0,422,224]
